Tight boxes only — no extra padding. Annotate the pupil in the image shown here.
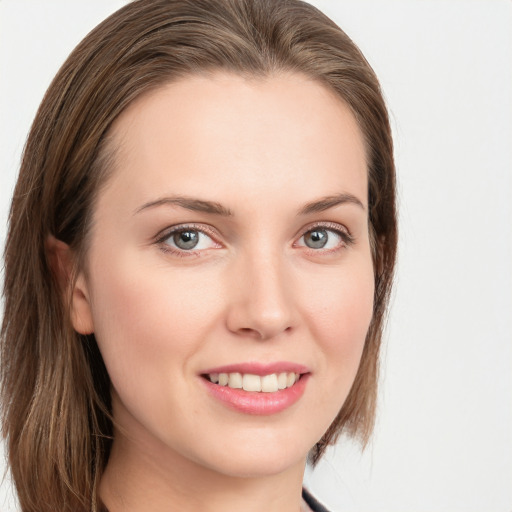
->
[306,229,328,249]
[173,230,199,250]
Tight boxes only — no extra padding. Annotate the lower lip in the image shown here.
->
[201,374,309,415]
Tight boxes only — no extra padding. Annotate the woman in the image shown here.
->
[1,1,397,511]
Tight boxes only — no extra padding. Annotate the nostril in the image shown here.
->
[225,281,296,340]
[237,327,267,339]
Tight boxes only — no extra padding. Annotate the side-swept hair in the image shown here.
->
[1,1,397,510]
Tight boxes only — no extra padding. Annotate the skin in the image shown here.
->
[66,72,374,512]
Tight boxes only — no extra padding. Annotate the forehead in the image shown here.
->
[101,72,368,213]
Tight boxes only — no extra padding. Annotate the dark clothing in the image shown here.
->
[302,487,331,512]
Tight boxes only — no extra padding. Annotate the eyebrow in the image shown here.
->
[134,196,233,216]
[298,193,366,215]
[134,192,365,217]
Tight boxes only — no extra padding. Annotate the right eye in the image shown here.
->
[157,225,221,255]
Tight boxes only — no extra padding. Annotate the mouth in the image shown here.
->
[200,363,309,415]
[203,371,301,393]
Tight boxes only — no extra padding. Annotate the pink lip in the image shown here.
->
[200,362,310,415]
[202,361,309,376]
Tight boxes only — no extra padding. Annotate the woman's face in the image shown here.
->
[73,72,374,479]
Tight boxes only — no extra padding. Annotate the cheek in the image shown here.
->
[85,252,219,389]
[303,256,375,382]
[310,262,373,338]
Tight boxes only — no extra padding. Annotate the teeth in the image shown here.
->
[229,372,242,389]
[261,374,278,393]
[243,374,261,392]
[208,372,300,392]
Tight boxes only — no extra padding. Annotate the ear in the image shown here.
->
[46,235,94,335]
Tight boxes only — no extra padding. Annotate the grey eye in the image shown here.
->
[160,226,219,254]
[303,229,328,249]
[173,230,199,250]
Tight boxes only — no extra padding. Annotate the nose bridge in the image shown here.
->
[226,242,295,339]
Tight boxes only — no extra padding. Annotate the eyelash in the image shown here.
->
[154,223,220,257]
[295,221,355,255]
[154,221,354,257]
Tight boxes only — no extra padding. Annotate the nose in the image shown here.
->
[225,249,297,340]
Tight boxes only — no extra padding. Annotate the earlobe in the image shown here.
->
[71,273,95,335]
[46,235,95,335]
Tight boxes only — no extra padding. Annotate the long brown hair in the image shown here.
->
[1,1,397,510]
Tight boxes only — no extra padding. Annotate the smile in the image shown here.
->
[206,372,300,393]
[201,363,309,415]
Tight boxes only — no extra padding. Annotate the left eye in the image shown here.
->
[297,227,345,250]
[163,228,217,251]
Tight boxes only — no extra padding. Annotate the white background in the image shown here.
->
[1,1,511,511]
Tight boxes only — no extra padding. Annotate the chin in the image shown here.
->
[187,428,314,479]
[204,449,307,479]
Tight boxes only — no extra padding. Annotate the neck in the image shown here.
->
[100,428,307,512]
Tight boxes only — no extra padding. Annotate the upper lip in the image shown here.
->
[201,361,310,376]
